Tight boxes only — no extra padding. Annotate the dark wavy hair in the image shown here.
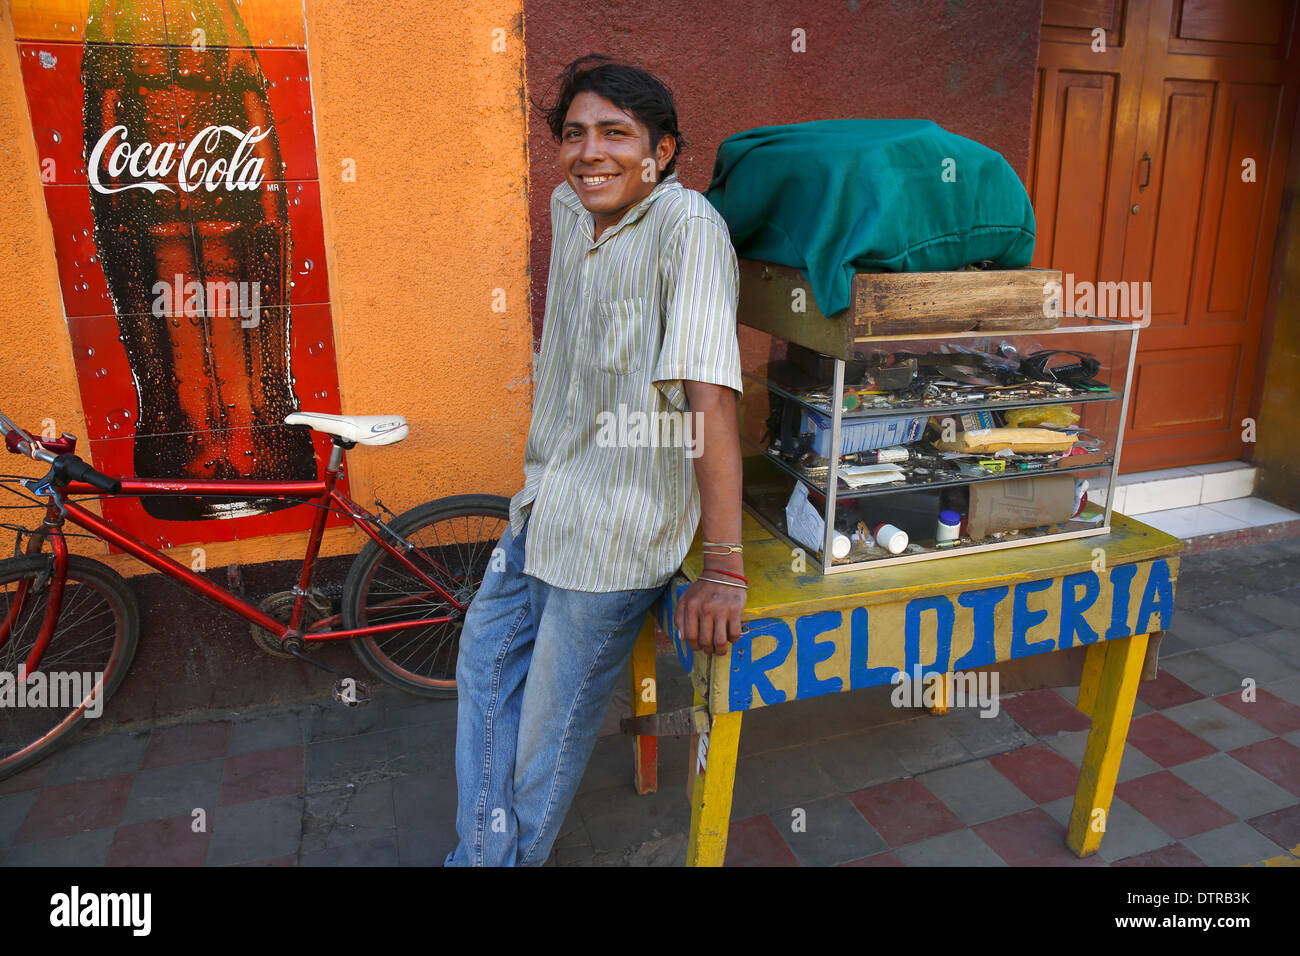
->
[537,54,686,179]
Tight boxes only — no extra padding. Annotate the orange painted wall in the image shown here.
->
[0,0,533,575]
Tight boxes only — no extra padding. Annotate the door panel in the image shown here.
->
[1034,0,1300,473]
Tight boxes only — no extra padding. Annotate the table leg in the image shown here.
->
[1067,632,1149,857]
[685,690,742,867]
[630,613,658,795]
[1076,641,1107,717]
[927,672,950,715]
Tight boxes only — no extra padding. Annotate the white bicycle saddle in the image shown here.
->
[284,411,409,445]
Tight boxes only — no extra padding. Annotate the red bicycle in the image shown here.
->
[0,409,508,780]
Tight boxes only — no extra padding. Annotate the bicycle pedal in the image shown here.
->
[333,678,371,708]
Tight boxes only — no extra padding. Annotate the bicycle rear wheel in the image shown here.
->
[0,555,140,780]
[342,494,510,698]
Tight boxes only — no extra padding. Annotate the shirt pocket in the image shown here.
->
[594,296,649,375]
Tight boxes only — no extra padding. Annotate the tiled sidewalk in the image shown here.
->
[2,536,1300,866]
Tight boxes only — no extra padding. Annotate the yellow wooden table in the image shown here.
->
[626,509,1183,866]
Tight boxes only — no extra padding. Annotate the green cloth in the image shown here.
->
[705,119,1036,316]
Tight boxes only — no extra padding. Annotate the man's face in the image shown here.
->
[559,91,674,237]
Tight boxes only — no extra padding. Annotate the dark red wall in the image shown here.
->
[524,0,1045,339]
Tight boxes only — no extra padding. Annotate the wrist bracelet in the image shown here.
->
[698,574,747,590]
[702,545,744,555]
[703,541,742,547]
[704,568,748,585]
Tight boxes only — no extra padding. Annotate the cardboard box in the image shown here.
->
[967,475,1077,540]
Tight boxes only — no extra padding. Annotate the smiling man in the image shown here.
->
[444,54,747,867]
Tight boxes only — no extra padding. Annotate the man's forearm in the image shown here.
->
[684,381,743,571]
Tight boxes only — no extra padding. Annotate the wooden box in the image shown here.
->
[737,260,1063,359]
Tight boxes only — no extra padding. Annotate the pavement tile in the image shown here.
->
[0,790,38,848]
[895,826,1008,866]
[1,826,115,866]
[1040,795,1174,863]
[300,834,400,866]
[804,727,910,793]
[392,768,457,832]
[44,730,150,786]
[378,694,458,732]
[384,722,457,777]
[143,721,231,770]
[15,774,132,843]
[1270,674,1300,707]
[206,794,303,866]
[999,688,1092,736]
[227,709,306,756]
[880,716,971,774]
[1214,688,1300,735]
[1228,738,1300,797]
[724,814,800,866]
[1125,713,1218,767]
[1115,771,1235,839]
[398,827,457,867]
[989,743,1080,803]
[839,850,904,866]
[107,814,210,866]
[932,706,1036,758]
[220,746,304,806]
[1248,629,1300,669]
[1244,596,1300,629]
[302,779,396,853]
[1247,803,1300,851]
[1203,639,1298,683]
[1165,609,1238,648]
[1043,731,1162,783]
[1181,822,1288,867]
[972,808,1104,866]
[1158,698,1271,752]
[121,757,225,826]
[727,746,840,821]
[1198,602,1283,638]
[917,759,1035,826]
[0,759,49,795]
[306,699,386,743]
[772,794,888,866]
[305,732,388,793]
[1112,843,1206,867]
[232,854,296,867]
[576,771,693,853]
[1135,671,1205,710]
[1161,650,1255,697]
[846,777,963,848]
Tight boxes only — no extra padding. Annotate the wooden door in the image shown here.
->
[1031,0,1300,472]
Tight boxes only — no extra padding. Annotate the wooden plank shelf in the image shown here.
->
[737,259,1064,358]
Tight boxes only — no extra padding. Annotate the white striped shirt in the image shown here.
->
[509,172,744,592]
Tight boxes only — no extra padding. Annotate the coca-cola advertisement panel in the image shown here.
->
[11,0,345,549]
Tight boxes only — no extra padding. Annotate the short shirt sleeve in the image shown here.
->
[652,215,744,413]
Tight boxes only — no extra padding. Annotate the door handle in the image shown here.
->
[1138,151,1151,191]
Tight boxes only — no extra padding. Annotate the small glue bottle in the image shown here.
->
[873,523,908,554]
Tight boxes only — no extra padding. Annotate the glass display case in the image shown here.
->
[737,316,1140,574]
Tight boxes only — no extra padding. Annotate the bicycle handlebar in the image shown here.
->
[0,411,121,493]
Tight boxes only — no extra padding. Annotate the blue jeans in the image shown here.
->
[443,516,667,866]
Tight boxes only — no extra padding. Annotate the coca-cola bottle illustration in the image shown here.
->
[82,0,316,521]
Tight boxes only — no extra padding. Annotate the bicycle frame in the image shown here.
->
[4,442,467,674]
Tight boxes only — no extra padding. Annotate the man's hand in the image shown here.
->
[677,577,746,656]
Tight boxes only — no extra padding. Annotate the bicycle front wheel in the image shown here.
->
[0,555,140,781]
[342,494,510,698]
